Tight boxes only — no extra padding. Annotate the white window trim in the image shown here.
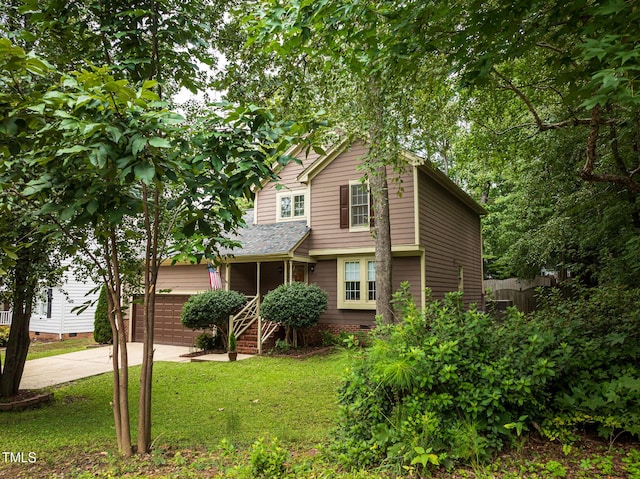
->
[337,257,376,310]
[276,189,308,222]
[348,179,370,232]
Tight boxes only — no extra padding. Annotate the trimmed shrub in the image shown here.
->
[93,285,112,344]
[260,282,328,346]
[194,332,216,351]
[180,290,246,330]
[332,282,640,471]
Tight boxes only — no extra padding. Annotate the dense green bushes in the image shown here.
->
[181,290,246,350]
[181,290,246,331]
[332,283,640,471]
[261,282,327,346]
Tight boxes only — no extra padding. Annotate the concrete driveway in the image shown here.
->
[20,343,250,389]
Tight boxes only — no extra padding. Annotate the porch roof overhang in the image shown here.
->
[217,217,311,263]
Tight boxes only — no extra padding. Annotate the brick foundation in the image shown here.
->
[29,331,94,341]
[307,323,373,346]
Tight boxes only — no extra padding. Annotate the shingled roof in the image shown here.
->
[218,209,310,258]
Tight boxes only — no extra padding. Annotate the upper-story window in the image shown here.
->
[340,181,371,231]
[276,190,307,221]
[350,183,369,227]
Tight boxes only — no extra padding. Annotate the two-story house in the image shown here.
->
[130,139,485,351]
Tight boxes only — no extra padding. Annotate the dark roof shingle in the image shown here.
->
[218,210,310,258]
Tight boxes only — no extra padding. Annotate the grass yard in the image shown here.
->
[0,350,350,477]
[1,349,638,478]
[26,337,99,360]
[0,336,99,365]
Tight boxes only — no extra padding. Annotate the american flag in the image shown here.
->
[208,264,223,290]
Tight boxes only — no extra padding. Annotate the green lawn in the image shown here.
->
[0,336,99,365]
[26,337,99,360]
[1,351,350,455]
[1,349,638,479]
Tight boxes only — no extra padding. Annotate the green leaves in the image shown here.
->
[134,163,156,184]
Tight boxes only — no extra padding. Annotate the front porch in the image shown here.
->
[224,258,315,354]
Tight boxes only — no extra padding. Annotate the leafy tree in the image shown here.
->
[93,285,112,344]
[2,44,316,456]
[3,0,321,455]
[0,38,67,397]
[244,1,453,323]
[260,282,328,347]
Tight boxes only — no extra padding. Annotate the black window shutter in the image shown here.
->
[340,185,349,228]
[46,288,53,319]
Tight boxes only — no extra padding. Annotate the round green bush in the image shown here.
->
[181,290,246,330]
[93,284,112,344]
[260,282,328,329]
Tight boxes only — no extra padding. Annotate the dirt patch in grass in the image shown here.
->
[1,434,638,478]
[0,390,53,411]
[266,345,335,359]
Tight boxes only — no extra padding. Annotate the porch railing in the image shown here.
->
[230,295,260,339]
[0,310,11,326]
[229,296,281,354]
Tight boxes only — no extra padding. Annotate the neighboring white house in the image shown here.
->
[29,258,100,340]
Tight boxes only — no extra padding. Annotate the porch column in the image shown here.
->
[257,261,262,355]
[256,261,261,298]
[288,260,294,285]
[225,263,231,292]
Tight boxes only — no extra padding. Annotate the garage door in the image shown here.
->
[132,294,204,346]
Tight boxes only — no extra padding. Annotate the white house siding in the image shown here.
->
[30,260,99,336]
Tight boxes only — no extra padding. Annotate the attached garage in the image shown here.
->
[132,294,203,347]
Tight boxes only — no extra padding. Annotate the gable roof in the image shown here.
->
[297,138,351,184]
[218,209,310,259]
[297,139,486,215]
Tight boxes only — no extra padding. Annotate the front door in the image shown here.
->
[292,264,306,283]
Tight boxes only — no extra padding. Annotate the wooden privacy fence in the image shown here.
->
[484,276,556,314]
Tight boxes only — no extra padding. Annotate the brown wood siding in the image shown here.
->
[260,262,283,295]
[309,255,422,326]
[310,259,376,325]
[293,236,311,257]
[133,294,204,347]
[255,151,320,224]
[392,256,423,308]
[419,171,483,306]
[156,264,219,293]
[229,263,257,295]
[308,142,415,250]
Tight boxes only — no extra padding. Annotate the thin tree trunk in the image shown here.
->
[368,76,394,324]
[138,183,159,454]
[105,289,123,451]
[106,231,132,456]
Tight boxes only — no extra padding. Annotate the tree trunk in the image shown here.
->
[105,232,133,456]
[370,163,393,323]
[368,76,394,324]
[138,183,159,454]
[0,257,35,397]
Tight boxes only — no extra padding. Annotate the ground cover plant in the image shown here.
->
[331,283,640,474]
